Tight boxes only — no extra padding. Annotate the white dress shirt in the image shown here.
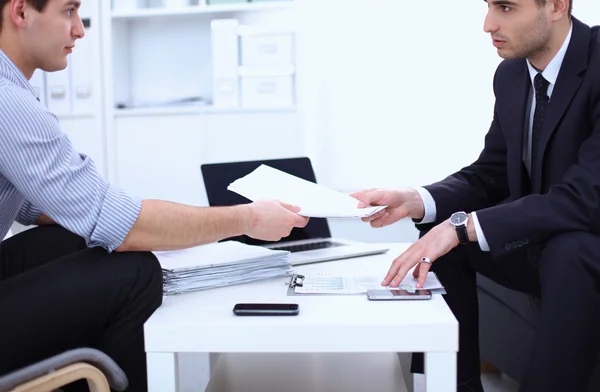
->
[416,23,572,251]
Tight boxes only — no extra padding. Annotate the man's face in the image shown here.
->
[484,0,551,60]
[22,0,85,72]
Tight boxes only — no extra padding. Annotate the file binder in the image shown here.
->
[45,57,71,116]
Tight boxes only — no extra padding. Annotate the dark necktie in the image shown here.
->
[530,73,550,192]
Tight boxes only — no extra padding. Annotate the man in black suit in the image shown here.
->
[353,0,600,391]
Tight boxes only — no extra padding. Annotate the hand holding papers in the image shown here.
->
[154,241,292,296]
[228,165,387,218]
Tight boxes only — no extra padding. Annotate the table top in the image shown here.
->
[144,243,458,354]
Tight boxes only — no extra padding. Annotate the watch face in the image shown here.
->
[450,211,468,225]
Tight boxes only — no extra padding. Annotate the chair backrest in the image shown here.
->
[0,348,129,392]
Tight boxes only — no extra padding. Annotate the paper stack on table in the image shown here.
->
[227,164,387,218]
[154,241,293,296]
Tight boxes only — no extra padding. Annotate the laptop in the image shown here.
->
[201,157,389,265]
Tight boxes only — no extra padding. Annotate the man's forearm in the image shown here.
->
[116,200,253,252]
[34,213,56,226]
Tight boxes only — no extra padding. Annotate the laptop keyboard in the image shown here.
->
[270,241,344,253]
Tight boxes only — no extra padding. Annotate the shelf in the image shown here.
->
[57,113,96,120]
[113,105,297,117]
[112,2,295,20]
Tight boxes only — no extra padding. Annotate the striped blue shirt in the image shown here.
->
[0,50,141,252]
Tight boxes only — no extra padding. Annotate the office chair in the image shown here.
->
[0,348,128,392]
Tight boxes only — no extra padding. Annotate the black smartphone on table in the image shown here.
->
[233,303,300,316]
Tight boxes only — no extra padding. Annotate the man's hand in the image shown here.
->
[244,200,309,241]
[383,220,459,289]
[350,188,425,227]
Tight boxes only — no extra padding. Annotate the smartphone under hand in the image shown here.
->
[367,289,432,301]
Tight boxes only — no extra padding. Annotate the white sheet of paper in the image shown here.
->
[293,272,444,294]
[227,165,386,218]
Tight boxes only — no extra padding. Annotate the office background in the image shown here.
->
[16,0,600,389]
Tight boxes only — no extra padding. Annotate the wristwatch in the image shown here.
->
[450,211,469,245]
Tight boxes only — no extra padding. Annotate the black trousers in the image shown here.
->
[0,225,163,392]
[412,231,600,392]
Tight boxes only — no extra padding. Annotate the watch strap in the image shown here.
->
[456,224,469,245]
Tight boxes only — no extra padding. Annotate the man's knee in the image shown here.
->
[106,250,163,313]
[131,252,163,310]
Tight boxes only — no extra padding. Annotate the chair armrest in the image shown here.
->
[0,348,129,391]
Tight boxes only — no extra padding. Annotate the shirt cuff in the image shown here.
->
[16,200,42,226]
[471,211,490,252]
[414,187,437,224]
[87,185,142,252]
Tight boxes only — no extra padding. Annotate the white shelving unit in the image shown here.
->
[112,1,295,20]
[100,0,304,204]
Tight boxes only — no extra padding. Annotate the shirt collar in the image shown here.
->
[527,22,573,90]
[0,49,40,99]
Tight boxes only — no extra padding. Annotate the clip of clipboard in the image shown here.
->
[287,273,309,296]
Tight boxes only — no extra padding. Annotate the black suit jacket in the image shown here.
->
[419,18,600,258]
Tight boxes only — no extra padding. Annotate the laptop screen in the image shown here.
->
[201,157,332,246]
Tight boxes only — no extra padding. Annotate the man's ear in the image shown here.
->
[8,0,29,28]
[550,0,569,21]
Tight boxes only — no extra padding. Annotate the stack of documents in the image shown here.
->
[154,241,292,296]
[228,165,387,218]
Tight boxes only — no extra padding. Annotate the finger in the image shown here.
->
[376,208,406,227]
[412,263,420,278]
[370,212,391,228]
[389,264,412,288]
[382,254,404,286]
[416,260,431,288]
[362,209,386,223]
[280,202,301,213]
[296,216,309,227]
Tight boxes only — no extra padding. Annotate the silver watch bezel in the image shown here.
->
[450,211,468,227]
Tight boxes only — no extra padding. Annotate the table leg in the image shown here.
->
[425,352,456,392]
[147,352,178,392]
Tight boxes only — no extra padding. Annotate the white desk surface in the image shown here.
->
[144,243,458,354]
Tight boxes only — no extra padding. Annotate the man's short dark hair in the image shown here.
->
[535,0,573,15]
[0,0,50,32]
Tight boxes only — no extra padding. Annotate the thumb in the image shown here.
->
[352,190,380,208]
[280,202,301,213]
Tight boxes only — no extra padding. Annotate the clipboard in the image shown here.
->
[286,273,446,296]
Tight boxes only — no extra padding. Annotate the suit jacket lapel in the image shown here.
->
[505,63,531,198]
[533,18,590,193]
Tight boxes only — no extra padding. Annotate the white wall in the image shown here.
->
[299,0,600,193]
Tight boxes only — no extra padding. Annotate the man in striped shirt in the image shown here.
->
[0,0,309,390]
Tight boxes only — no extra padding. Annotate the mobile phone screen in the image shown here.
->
[389,289,430,296]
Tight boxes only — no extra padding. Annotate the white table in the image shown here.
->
[144,243,458,391]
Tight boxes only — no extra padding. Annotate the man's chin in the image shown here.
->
[497,49,521,60]
[40,59,68,73]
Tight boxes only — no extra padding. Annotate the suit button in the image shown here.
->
[517,240,524,247]
[505,244,512,251]
[524,238,530,244]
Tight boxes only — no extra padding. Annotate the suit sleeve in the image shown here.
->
[416,69,511,231]
[476,84,600,257]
